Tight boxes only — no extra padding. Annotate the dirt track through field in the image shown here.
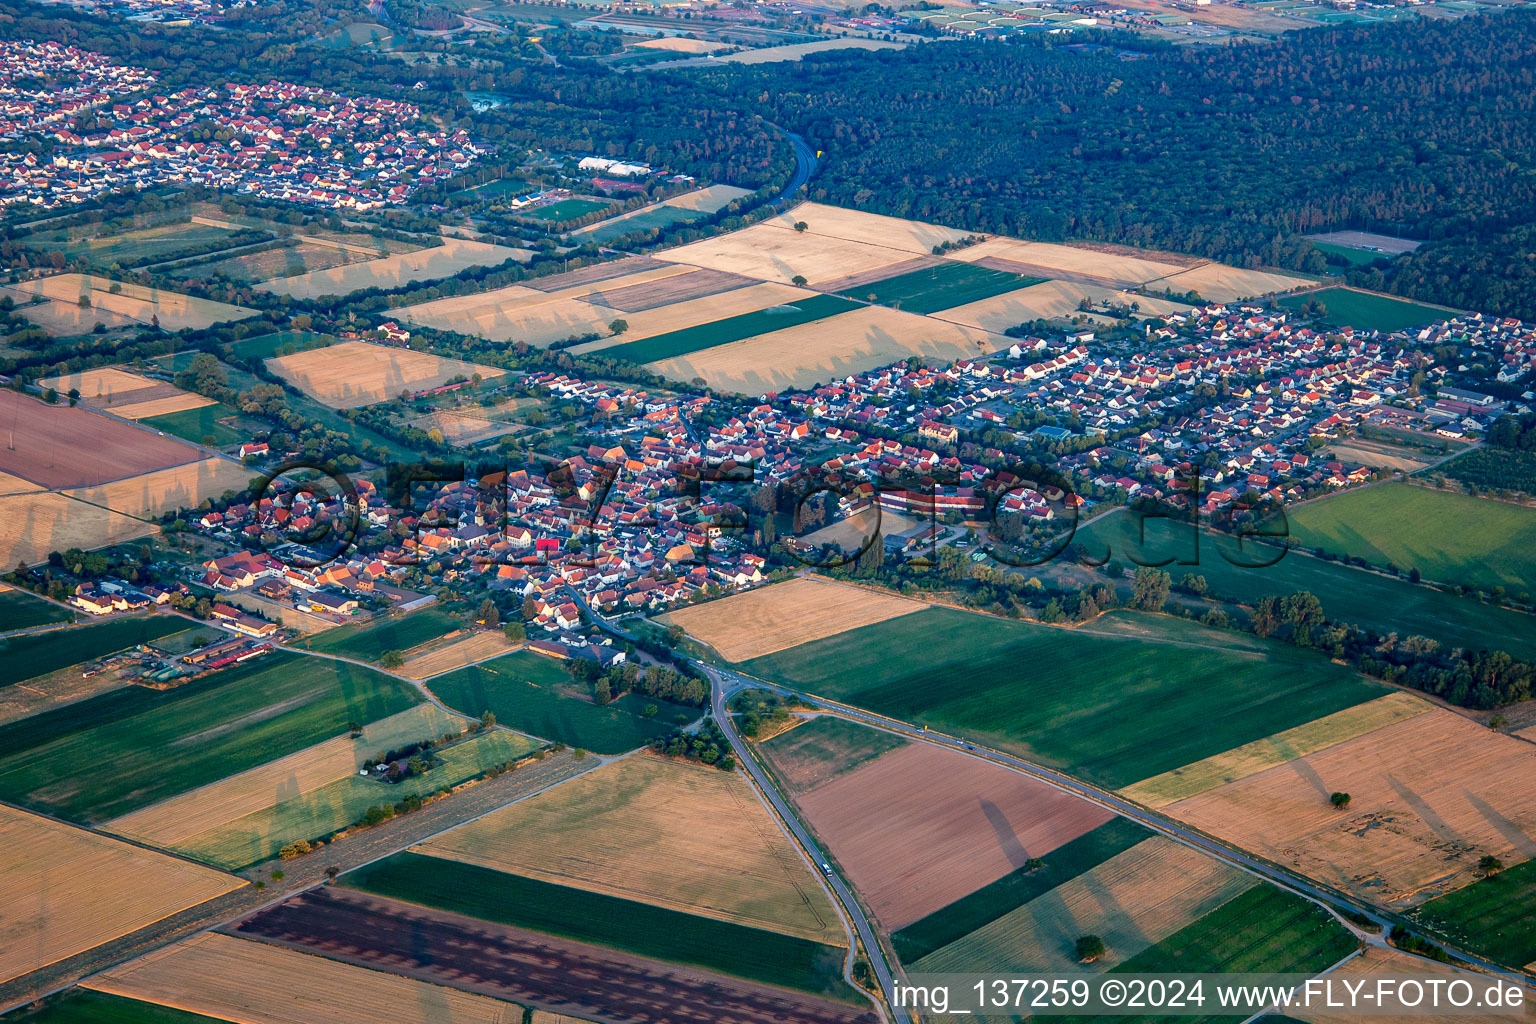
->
[796,742,1116,929]
[229,888,879,1024]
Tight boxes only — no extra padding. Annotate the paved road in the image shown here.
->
[702,663,1536,994]
[773,129,818,208]
[701,665,909,1024]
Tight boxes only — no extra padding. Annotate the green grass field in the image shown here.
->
[602,294,861,364]
[1311,241,1392,267]
[840,261,1043,314]
[893,817,1152,963]
[736,607,1384,789]
[570,204,706,243]
[1112,885,1355,974]
[8,990,226,1024]
[760,714,907,790]
[228,329,335,361]
[0,651,421,822]
[1286,483,1536,595]
[524,198,612,222]
[299,608,463,661]
[23,223,242,266]
[1411,859,1536,968]
[0,588,72,630]
[1080,511,1536,659]
[138,403,243,446]
[179,729,541,869]
[0,615,183,689]
[1279,287,1449,331]
[426,650,690,754]
[346,852,855,999]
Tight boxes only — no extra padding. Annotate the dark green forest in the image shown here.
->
[705,15,1536,316]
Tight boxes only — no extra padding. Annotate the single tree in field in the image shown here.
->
[1478,855,1505,877]
[794,221,808,232]
[791,274,807,287]
[609,318,628,335]
[1076,935,1106,963]
[1330,791,1352,810]
[379,649,405,669]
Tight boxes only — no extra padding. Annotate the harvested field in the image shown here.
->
[109,393,217,420]
[266,340,503,409]
[258,239,532,300]
[0,491,156,566]
[762,202,980,256]
[796,741,1116,929]
[1149,262,1316,303]
[162,729,538,869]
[648,304,1010,392]
[417,753,842,942]
[3,988,227,1024]
[583,267,755,312]
[660,184,754,212]
[37,367,159,401]
[710,37,903,62]
[760,715,908,794]
[87,932,520,1024]
[0,804,243,984]
[659,577,923,661]
[1119,692,1433,809]
[0,290,139,335]
[397,631,520,678]
[934,279,1190,331]
[63,457,253,521]
[634,35,729,52]
[913,837,1254,973]
[0,470,41,495]
[397,265,706,345]
[8,274,258,330]
[171,241,365,284]
[105,704,459,851]
[659,222,917,287]
[524,256,667,292]
[813,255,943,296]
[232,887,878,1024]
[408,408,522,445]
[0,390,204,489]
[1165,708,1536,906]
[1295,948,1514,1024]
[951,237,1188,289]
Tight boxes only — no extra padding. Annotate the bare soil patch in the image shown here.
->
[795,741,1116,929]
[0,390,204,489]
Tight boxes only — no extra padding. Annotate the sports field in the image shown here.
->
[525,198,613,222]
[1278,287,1452,331]
[1286,483,1536,594]
[426,649,689,753]
[0,586,72,630]
[257,239,531,301]
[1079,512,1536,659]
[738,607,1384,789]
[1312,241,1391,266]
[660,577,924,661]
[345,852,854,998]
[892,817,1152,963]
[415,753,843,942]
[266,340,504,409]
[841,261,1042,314]
[1412,858,1536,969]
[0,805,243,984]
[138,404,243,446]
[0,651,422,823]
[599,294,860,364]
[299,607,464,660]
[0,616,184,689]
[88,932,521,1024]
[1164,708,1536,906]
[760,715,908,793]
